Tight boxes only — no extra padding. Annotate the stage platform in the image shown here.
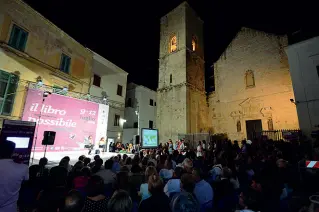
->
[30,150,135,168]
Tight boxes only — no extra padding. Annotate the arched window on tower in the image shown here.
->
[192,36,197,51]
[245,70,255,88]
[170,35,177,53]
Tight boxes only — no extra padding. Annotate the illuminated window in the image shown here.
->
[192,36,197,51]
[245,70,255,88]
[170,35,177,53]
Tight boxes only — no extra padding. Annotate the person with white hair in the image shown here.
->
[182,158,193,173]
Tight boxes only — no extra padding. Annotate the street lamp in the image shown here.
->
[31,90,51,164]
[135,110,139,135]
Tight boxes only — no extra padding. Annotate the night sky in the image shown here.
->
[24,0,313,91]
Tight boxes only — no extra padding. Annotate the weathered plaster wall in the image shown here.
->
[209,28,299,140]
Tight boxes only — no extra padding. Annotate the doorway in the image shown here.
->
[246,120,262,140]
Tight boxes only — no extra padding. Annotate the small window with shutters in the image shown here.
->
[245,70,255,88]
[93,74,101,87]
[8,24,28,51]
[117,85,123,96]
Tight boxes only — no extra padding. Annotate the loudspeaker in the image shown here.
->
[42,131,56,145]
[135,135,140,145]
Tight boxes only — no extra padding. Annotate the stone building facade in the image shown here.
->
[209,28,299,140]
[0,0,92,124]
[157,2,209,142]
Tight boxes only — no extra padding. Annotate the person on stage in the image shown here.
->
[86,135,94,155]
[99,137,106,152]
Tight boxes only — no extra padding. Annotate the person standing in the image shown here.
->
[196,141,203,158]
[168,140,173,155]
[0,140,29,212]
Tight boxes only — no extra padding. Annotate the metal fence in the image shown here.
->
[178,129,302,150]
[250,129,302,141]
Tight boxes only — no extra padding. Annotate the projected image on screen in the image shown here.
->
[6,137,30,148]
[141,129,158,148]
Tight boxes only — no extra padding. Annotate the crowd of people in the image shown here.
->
[0,137,318,212]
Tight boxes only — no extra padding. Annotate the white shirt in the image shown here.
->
[197,145,203,157]
[0,159,29,212]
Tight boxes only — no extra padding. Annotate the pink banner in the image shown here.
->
[22,89,100,152]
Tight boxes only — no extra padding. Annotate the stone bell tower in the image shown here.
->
[157,2,208,142]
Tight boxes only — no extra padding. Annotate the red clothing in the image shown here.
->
[73,176,89,189]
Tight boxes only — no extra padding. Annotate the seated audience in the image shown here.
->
[125,157,132,170]
[139,174,171,212]
[73,167,91,189]
[89,155,101,168]
[61,190,84,212]
[62,156,72,172]
[83,175,109,212]
[192,168,213,209]
[131,155,143,174]
[164,167,184,197]
[236,189,260,212]
[78,155,86,162]
[170,173,199,212]
[139,166,157,201]
[50,160,68,187]
[112,156,121,173]
[37,157,49,178]
[91,158,104,174]
[108,190,133,212]
[95,159,116,186]
[159,159,174,181]
[83,157,91,167]
[182,158,193,173]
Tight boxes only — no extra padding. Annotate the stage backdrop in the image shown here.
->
[22,89,109,152]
